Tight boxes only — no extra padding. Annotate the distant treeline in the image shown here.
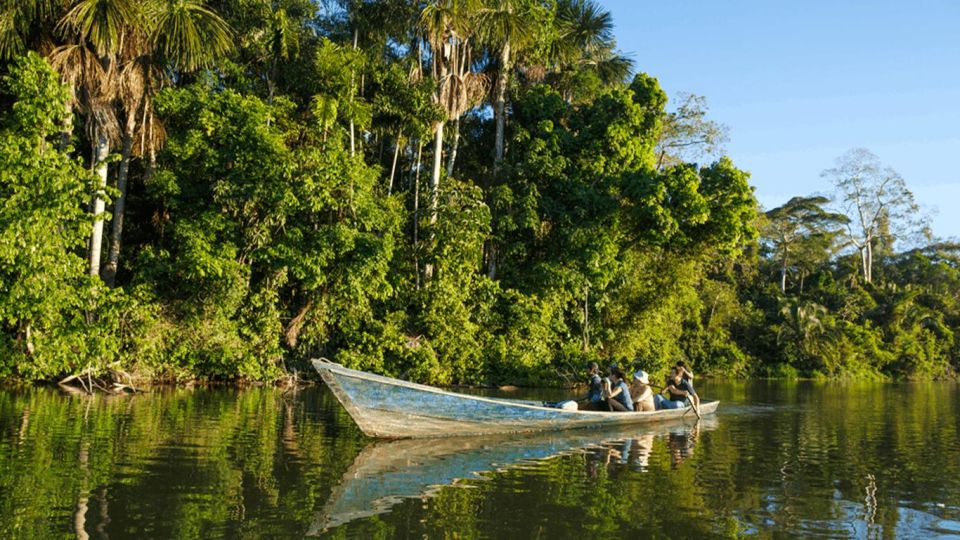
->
[0,0,956,385]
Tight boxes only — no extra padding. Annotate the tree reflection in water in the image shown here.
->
[1,382,958,539]
[315,418,714,533]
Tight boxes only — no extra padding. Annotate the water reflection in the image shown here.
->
[0,381,957,539]
[314,418,715,533]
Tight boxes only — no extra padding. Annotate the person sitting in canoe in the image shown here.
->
[575,362,606,411]
[603,367,633,412]
[656,367,701,418]
[675,360,701,412]
[629,370,656,412]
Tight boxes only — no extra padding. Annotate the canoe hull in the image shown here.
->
[313,359,718,438]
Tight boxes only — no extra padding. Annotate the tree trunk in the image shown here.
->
[349,120,355,156]
[145,110,157,183]
[780,258,788,293]
[424,122,444,280]
[284,300,313,348]
[582,285,590,351]
[429,122,444,226]
[60,88,75,152]
[24,323,34,357]
[487,242,496,279]
[103,118,135,286]
[146,145,156,183]
[860,244,871,284]
[656,150,667,170]
[89,129,109,278]
[349,28,358,156]
[865,240,873,283]
[413,140,423,289]
[493,41,511,175]
[446,117,460,177]
[430,122,443,221]
[388,129,402,195]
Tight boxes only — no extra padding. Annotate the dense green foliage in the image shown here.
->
[0,1,956,384]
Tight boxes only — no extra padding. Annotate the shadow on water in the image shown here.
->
[312,416,717,534]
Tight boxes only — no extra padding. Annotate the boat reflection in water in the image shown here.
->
[580,420,702,481]
[310,416,718,534]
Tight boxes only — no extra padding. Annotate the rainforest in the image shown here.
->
[0,0,957,387]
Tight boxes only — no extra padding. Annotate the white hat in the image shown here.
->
[633,370,649,384]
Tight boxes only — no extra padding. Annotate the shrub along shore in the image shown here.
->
[1,1,956,389]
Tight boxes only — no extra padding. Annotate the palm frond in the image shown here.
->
[149,0,233,71]
[0,7,26,59]
[591,48,633,85]
[476,0,537,50]
[57,0,140,54]
[555,0,613,58]
[48,41,121,141]
[0,0,68,58]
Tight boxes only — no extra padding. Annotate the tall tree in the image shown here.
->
[546,0,632,102]
[477,0,537,175]
[102,0,233,285]
[655,92,728,170]
[418,0,486,278]
[53,0,141,277]
[823,148,930,284]
[0,53,92,363]
[4,0,229,282]
[763,195,847,293]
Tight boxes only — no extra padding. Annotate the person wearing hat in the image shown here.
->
[629,370,656,412]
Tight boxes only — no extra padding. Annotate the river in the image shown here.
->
[0,380,958,538]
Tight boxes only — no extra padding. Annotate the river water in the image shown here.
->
[0,381,958,538]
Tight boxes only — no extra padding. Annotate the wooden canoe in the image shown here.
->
[312,359,719,438]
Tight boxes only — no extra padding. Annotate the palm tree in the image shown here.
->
[547,0,632,101]
[477,0,537,175]
[3,0,231,283]
[102,0,232,285]
[553,0,613,56]
[418,0,486,224]
[2,0,123,278]
[149,0,232,72]
[418,0,490,280]
[777,299,833,371]
[0,0,67,58]
[53,0,141,277]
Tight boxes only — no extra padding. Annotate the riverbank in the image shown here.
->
[4,361,955,396]
[3,34,958,391]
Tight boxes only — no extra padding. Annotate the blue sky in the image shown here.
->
[606,0,960,239]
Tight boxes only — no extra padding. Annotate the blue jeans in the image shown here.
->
[654,395,687,410]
